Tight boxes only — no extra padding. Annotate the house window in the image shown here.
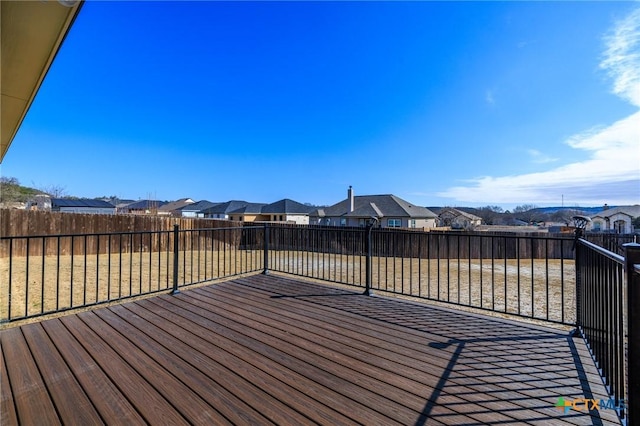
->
[409,219,416,228]
[340,218,347,226]
[359,218,366,227]
[388,219,401,228]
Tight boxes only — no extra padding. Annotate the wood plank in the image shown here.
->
[113,301,356,425]
[206,283,579,424]
[0,327,60,425]
[73,310,231,425]
[20,322,103,425]
[94,305,276,425]
[139,295,402,425]
[210,283,574,419]
[0,338,19,426]
[223,276,610,425]
[58,315,188,425]
[150,293,456,425]
[40,319,146,424]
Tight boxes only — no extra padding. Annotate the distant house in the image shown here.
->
[436,207,482,230]
[118,200,167,215]
[589,205,640,233]
[179,200,219,218]
[227,203,268,223]
[157,198,195,216]
[309,187,437,229]
[261,199,315,225]
[27,195,116,214]
[26,194,52,211]
[51,198,116,214]
[200,201,254,220]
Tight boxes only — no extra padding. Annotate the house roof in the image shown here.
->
[228,203,267,215]
[52,198,115,209]
[311,195,437,219]
[261,199,315,215]
[122,200,167,210]
[437,207,482,221]
[158,198,194,212]
[345,202,385,219]
[591,205,640,220]
[200,200,251,215]
[179,200,220,212]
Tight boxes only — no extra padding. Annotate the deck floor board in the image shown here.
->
[0,274,621,425]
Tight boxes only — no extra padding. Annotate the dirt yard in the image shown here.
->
[0,249,263,322]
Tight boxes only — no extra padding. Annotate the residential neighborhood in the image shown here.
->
[5,185,639,233]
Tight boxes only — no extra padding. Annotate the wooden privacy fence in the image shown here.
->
[0,210,244,257]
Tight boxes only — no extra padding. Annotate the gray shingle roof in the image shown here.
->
[228,203,267,214]
[179,200,219,212]
[122,200,167,210]
[52,198,115,208]
[310,194,436,219]
[261,199,315,214]
[200,200,251,215]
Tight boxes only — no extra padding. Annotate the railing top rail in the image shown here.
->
[578,237,625,264]
[185,226,263,232]
[0,229,173,240]
[0,225,256,240]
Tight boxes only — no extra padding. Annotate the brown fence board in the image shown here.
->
[0,210,244,257]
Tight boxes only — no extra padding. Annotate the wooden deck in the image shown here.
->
[1,274,621,425]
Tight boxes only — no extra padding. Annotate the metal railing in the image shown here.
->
[0,225,264,323]
[575,239,639,424]
[628,245,640,426]
[3,222,637,423]
[267,224,576,325]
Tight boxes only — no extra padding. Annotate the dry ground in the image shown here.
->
[2,249,575,326]
[0,249,263,322]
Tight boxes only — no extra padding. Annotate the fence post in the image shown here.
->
[263,223,269,275]
[171,224,180,295]
[624,243,640,425]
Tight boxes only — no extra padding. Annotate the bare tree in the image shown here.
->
[513,204,543,224]
[38,184,68,198]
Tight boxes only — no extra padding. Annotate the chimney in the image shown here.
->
[348,186,354,213]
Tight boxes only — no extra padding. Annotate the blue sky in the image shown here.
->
[2,1,639,209]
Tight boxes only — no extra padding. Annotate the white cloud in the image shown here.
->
[600,7,640,107]
[439,6,640,206]
[527,149,558,164]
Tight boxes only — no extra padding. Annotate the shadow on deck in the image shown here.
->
[1,274,620,425]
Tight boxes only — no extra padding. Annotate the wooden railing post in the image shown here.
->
[624,242,640,425]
